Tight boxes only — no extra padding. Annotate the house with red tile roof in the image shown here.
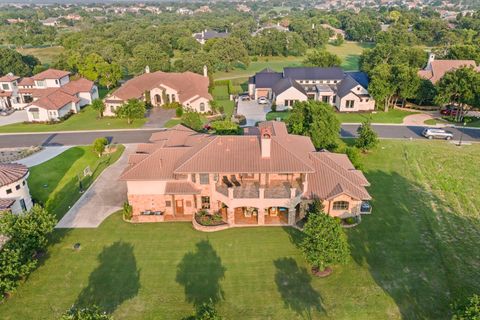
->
[418,53,480,84]
[120,121,371,226]
[104,70,212,116]
[0,163,32,214]
[0,69,98,122]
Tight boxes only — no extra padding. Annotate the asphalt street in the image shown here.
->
[0,125,479,148]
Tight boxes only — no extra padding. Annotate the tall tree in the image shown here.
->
[131,43,171,75]
[0,48,39,76]
[116,99,146,124]
[367,63,396,111]
[303,49,342,67]
[208,37,250,72]
[356,119,379,151]
[286,101,340,150]
[91,99,105,118]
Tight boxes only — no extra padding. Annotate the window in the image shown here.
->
[110,106,115,113]
[1,84,9,90]
[199,102,205,112]
[357,87,361,91]
[172,94,176,102]
[22,181,25,186]
[322,96,329,103]
[333,201,349,210]
[191,174,196,183]
[332,96,337,104]
[165,201,172,207]
[36,80,45,87]
[201,196,210,209]
[334,80,338,84]
[31,111,39,120]
[366,99,369,102]
[6,189,12,194]
[345,100,355,109]
[199,174,209,185]
[15,185,20,190]
[55,79,59,85]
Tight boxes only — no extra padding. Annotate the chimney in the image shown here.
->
[260,127,272,158]
[145,65,150,74]
[426,53,435,70]
[312,23,315,29]
[203,65,208,77]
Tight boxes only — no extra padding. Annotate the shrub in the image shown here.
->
[123,202,133,221]
[356,119,379,151]
[61,305,112,320]
[181,111,203,131]
[92,137,108,158]
[452,294,480,320]
[271,103,277,112]
[210,120,240,135]
[233,114,246,125]
[346,146,364,170]
[163,101,182,110]
[176,106,184,118]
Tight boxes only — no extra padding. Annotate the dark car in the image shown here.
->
[440,106,458,116]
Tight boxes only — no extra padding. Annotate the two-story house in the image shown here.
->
[120,121,371,227]
[104,69,212,116]
[248,67,375,112]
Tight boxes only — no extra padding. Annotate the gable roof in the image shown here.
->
[418,60,479,84]
[346,71,370,88]
[336,74,363,98]
[251,72,283,88]
[28,90,79,110]
[283,67,344,80]
[272,77,307,96]
[0,75,20,82]
[32,69,70,81]
[61,78,95,95]
[193,30,228,41]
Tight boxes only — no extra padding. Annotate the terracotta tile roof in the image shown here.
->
[419,60,479,84]
[306,152,371,201]
[0,163,28,187]
[0,91,12,97]
[164,181,201,195]
[61,78,95,95]
[31,69,70,80]
[18,77,34,86]
[0,75,20,82]
[28,90,80,111]
[108,71,212,104]
[0,199,14,210]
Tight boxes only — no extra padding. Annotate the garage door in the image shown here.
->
[256,89,269,98]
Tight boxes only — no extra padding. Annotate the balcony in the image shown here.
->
[215,180,302,199]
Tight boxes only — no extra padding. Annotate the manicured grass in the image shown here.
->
[212,84,235,118]
[214,42,373,80]
[0,106,146,133]
[266,109,416,124]
[425,116,480,128]
[27,145,125,220]
[16,46,65,65]
[1,141,478,319]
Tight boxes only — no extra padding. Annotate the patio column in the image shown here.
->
[228,187,234,200]
[257,207,265,225]
[288,207,296,225]
[290,188,296,199]
[227,208,234,225]
[259,187,265,199]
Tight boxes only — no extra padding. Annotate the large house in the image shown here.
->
[418,53,480,84]
[0,163,33,215]
[120,121,371,226]
[0,69,98,122]
[104,70,212,116]
[248,67,375,112]
[193,29,228,45]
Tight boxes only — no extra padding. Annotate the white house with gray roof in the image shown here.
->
[248,67,375,112]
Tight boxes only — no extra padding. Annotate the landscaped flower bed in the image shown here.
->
[195,210,226,226]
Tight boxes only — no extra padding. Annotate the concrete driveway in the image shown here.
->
[56,144,134,228]
[0,110,28,126]
[237,99,271,126]
[143,107,175,128]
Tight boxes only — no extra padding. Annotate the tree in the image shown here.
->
[131,43,171,74]
[303,49,342,67]
[61,305,112,320]
[210,120,240,135]
[181,111,203,131]
[392,64,421,107]
[446,45,480,64]
[452,294,480,320]
[287,101,340,150]
[192,300,223,320]
[91,99,105,118]
[356,119,378,151]
[435,67,480,121]
[78,53,105,82]
[92,137,108,157]
[116,99,146,124]
[367,63,396,111]
[97,62,122,90]
[301,205,350,273]
[0,48,39,76]
[332,33,344,46]
[415,80,437,106]
[208,37,250,72]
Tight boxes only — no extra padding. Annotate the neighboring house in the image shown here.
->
[40,18,59,27]
[195,6,212,13]
[0,163,33,215]
[252,23,289,36]
[121,121,371,225]
[320,24,346,40]
[0,69,98,121]
[193,29,228,45]
[176,8,193,15]
[248,67,375,112]
[418,53,480,84]
[104,70,212,116]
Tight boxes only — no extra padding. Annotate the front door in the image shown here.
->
[176,200,184,214]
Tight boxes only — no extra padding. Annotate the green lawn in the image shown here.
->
[214,42,373,81]
[0,106,146,133]
[16,46,65,65]
[212,84,235,118]
[425,116,480,128]
[0,140,478,319]
[266,109,416,124]
[28,145,125,220]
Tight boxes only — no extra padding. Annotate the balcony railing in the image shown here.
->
[215,180,302,199]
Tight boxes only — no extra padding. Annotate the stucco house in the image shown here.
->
[120,121,371,226]
[418,53,480,84]
[248,67,375,112]
[0,163,33,214]
[104,70,212,116]
[0,69,98,121]
[192,29,228,45]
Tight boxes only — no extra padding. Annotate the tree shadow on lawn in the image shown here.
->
[74,241,140,314]
[348,170,480,319]
[274,257,324,320]
[176,239,226,308]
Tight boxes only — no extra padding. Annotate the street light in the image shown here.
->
[458,121,467,146]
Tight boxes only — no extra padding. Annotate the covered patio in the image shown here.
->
[264,207,289,225]
[234,207,258,225]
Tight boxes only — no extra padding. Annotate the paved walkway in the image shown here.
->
[143,108,175,128]
[0,110,27,126]
[18,146,71,167]
[237,100,270,126]
[56,144,134,228]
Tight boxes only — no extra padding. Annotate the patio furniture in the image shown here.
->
[230,175,241,187]
[222,176,233,188]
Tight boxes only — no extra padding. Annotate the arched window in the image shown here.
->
[154,94,161,105]
[199,102,205,112]
[332,201,349,210]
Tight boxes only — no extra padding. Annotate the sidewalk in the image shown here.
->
[17,146,71,167]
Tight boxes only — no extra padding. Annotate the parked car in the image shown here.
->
[241,95,250,101]
[258,97,268,105]
[440,106,459,116]
[422,128,454,140]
